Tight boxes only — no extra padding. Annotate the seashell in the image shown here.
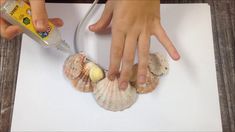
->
[72,62,94,92]
[130,64,159,94]
[148,52,169,76]
[63,53,86,80]
[89,63,105,83]
[93,77,138,111]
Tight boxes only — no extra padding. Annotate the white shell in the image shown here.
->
[149,52,169,76]
[93,77,138,111]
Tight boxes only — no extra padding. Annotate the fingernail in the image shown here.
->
[175,53,181,60]
[108,74,115,81]
[173,50,180,60]
[89,25,95,30]
[15,30,22,36]
[16,32,22,36]
[138,75,146,84]
[35,20,47,31]
[138,83,147,88]
[120,81,128,90]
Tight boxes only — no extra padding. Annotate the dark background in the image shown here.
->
[0,0,234,132]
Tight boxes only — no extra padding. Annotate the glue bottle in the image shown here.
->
[0,0,72,53]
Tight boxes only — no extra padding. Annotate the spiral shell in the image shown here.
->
[148,53,169,76]
[63,53,86,80]
[93,77,138,111]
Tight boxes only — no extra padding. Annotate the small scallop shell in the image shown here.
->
[72,62,94,92]
[149,52,169,76]
[130,64,159,94]
[93,77,138,111]
[63,53,86,80]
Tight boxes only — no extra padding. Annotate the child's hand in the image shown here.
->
[0,0,63,39]
[89,0,180,90]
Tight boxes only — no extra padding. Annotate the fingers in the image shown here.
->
[49,18,64,27]
[108,30,125,81]
[89,0,113,32]
[0,0,63,39]
[3,26,22,39]
[137,33,150,85]
[0,0,5,4]
[153,23,180,60]
[0,19,22,39]
[119,32,138,90]
[29,0,48,32]
[0,17,63,39]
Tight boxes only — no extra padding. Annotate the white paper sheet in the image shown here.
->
[11,3,222,131]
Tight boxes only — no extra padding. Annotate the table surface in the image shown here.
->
[0,0,234,132]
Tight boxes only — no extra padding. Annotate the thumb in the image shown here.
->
[29,0,48,32]
[89,1,113,32]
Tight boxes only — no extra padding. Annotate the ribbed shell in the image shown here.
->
[72,62,94,92]
[148,53,169,76]
[93,77,138,111]
[63,53,86,80]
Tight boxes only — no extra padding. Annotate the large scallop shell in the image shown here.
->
[149,53,169,76]
[93,77,138,111]
[130,64,159,94]
[71,62,94,92]
[63,53,86,80]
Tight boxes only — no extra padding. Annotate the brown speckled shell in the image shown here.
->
[72,62,94,92]
[130,64,159,94]
[148,53,169,76]
[63,53,86,80]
